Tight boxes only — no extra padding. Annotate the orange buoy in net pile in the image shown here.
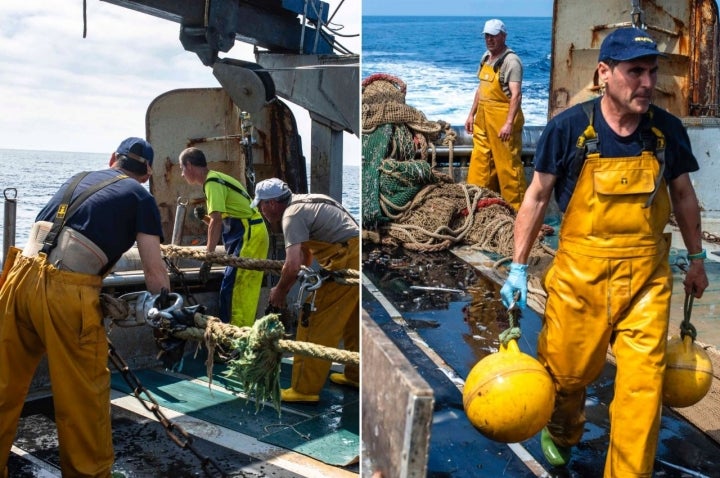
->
[462,337,555,443]
[663,293,714,408]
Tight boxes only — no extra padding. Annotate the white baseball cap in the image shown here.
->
[250,177,292,208]
[483,19,506,35]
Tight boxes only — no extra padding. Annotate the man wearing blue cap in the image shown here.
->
[0,137,171,477]
[500,28,708,475]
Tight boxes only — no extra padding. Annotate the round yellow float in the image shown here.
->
[462,339,555,443]
[663,334,713,408]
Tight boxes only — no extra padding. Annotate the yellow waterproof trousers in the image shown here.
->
[467,61,526,210]
[0,254,113,478]
[229,214,269,327]
[540,151,672,477]
[291,237,359,395]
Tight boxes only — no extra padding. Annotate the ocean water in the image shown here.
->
[362,16,552,126]
[0,149,359,251]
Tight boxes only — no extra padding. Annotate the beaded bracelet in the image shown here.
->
[687,249,707,261]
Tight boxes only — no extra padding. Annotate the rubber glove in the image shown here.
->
[198,261,212,284]
[193,206,206,221]
[500,262,528,308]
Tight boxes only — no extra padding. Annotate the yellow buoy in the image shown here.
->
[462,339,555,443]
[663,335,713,408]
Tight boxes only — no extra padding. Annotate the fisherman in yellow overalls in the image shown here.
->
[251,178,359,403]
[500,28,708,477]
[0,138,171,478]
[465,18,526,211]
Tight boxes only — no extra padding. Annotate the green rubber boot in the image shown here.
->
[541,428,572,467]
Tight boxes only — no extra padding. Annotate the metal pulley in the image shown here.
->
[213,59,276,114]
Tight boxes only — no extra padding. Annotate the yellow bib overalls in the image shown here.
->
[0,254,113,477]
[539,135,672,477]
[290,237,359,395]
[467,56,526,211]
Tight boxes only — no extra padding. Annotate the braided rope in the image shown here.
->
[161,244,283,272]
[160,244,359,282]
[172,312,360,366]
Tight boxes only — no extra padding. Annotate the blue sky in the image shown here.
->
[362,0,553,17]
[0,1,359,163]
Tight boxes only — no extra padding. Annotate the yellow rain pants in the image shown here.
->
[229,213,269,327]
[0,254,113,478]
[290,237,359,395]
[467,60,526,211]
[539,151,672,478]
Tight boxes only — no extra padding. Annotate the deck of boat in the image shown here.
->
[9,350,359,477]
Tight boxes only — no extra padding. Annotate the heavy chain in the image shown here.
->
[107,340,228,477]
[162,256,198,306]
[702,230,720,244]
[669,215,720,246]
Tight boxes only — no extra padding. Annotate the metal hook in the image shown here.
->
[146,292,184,326]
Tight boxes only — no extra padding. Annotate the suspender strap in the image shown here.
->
[204,176,252,202]
[481,49,513,73]
[290,197,359,227]
[41,172,129,254]
[571,101,599,177]
[642,108,666,208]
[41,172,89,254]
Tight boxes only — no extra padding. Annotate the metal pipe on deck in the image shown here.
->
[432,126,545,165]
[3,188,17,264]
[171,197,188,246]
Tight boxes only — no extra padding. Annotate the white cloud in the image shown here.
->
[0,0,359,164]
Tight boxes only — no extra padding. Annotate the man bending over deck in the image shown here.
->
[0,137,170,477]
[253,178,359,403]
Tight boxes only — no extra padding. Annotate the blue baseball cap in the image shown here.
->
[116,137,154,166]
[599,27,663,62]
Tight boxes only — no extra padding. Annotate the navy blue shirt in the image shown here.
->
[36,169,164,264]
[534,98,699,211]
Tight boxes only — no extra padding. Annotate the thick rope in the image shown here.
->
[161,244,283,272]
[160,244,359,283]
[498,298,522,346]
[104,308,360,413]
[681,292,699,341]
[170,312,359,366]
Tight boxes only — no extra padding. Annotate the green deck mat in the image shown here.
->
[111,354,359,467]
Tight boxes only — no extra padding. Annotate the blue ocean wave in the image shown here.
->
[363,15,552,127]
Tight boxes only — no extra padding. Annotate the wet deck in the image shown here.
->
[9,351,359,477]
[361,243,720,477]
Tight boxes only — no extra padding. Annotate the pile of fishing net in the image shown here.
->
[361,73,550,262]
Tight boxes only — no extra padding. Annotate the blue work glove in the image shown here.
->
[500,262,528,308]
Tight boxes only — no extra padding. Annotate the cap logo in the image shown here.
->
[634,36,654,44]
